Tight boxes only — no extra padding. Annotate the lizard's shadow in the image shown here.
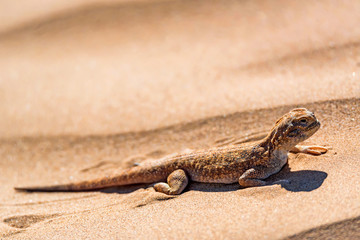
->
[190,164,327,193]
[99,184,148,194]
[266,164,328,192]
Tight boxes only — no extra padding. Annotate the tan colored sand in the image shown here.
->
[1,0,360,138]
[0,0,360,239]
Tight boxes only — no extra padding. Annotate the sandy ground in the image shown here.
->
[0,0,359,239]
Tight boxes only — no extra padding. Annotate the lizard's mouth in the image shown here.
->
[307,120,320,131]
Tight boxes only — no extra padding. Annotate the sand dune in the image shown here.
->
[0,0,360,138]
[284,215,360,240]
[0,0,359,239]
[1,98,359,239]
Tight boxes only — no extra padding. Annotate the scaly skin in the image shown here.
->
[15,108,328,195]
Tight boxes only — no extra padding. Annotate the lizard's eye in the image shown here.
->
[299,118,307,124]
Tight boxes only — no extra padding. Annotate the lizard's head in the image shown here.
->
[266,108,321,150]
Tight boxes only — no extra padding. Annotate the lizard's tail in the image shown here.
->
[14,177,121,192]
[14,180,109,192]
[15,184,90,192]
[14,166,169,192]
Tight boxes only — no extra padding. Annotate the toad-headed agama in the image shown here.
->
[15,108,327,195]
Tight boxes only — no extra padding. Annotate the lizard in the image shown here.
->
[15,108,328,195]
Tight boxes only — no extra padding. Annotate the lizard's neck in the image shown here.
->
[259,125,296,153]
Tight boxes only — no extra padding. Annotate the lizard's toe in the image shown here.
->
[304,146,328,155]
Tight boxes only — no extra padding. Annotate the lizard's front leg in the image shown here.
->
[238,167,273,188]
[238,165,284,188]
[154,169,188,195]
[290,145,328,155]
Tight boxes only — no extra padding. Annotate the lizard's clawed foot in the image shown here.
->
[290,145,328,156]
[154,169,188,195]
[238,168,267,188]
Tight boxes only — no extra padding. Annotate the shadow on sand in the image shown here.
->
[267,164,328,192]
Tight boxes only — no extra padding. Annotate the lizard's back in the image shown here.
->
[158,145,258,183]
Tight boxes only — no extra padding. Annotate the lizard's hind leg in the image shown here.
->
[154,169,188,195]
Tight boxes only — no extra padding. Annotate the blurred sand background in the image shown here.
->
[0,0,359,239]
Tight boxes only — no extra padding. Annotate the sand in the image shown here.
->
[0,0,359,239]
